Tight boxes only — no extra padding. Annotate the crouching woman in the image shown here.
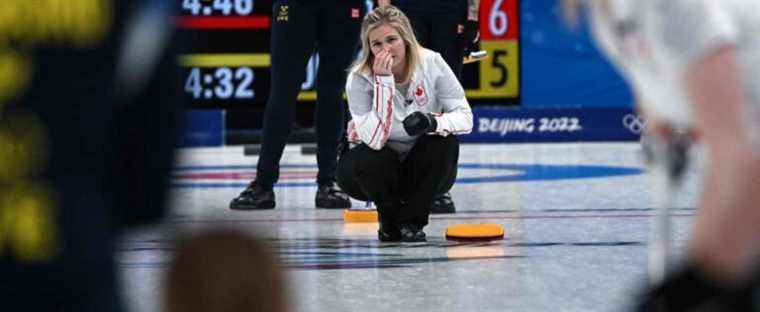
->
[336,5,473,242]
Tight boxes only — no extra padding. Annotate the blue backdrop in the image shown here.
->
[520,0,633,108]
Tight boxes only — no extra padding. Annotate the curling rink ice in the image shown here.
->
[119,142,705,312]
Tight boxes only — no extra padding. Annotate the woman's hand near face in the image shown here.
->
[372,49,393,76]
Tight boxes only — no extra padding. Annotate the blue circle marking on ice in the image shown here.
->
[170,163,643,188]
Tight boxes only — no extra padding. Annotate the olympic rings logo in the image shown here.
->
[622,114,646,134]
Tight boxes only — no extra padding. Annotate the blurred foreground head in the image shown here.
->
[561,0,584,27]
[166,229,287,312]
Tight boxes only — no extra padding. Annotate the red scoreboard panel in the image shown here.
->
[177,0,519,109]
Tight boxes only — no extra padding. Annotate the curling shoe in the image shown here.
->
[229,182,275,210]
[378,223,402,242]
[315,183,351,209]
[399,224,426,242]
[430,192,456,214]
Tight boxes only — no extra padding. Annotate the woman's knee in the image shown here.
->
[352,145,399,175]
[418,135,459,165]
[336,155,366,201]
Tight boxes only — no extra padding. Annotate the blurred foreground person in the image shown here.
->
[166,229,287,312]
[565,0,760,310]
[0,1,182,310]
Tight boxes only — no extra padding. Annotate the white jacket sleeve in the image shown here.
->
[345,73,395,150]
[432,54,473,136]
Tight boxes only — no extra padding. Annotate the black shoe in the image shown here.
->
[315,183,351,209]
[399,224,426,242]
[378,223,401,242]
[229,182,275,210]
[430,192,456,214]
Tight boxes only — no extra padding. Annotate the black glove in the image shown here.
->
[462,20,480,56]
[403,111,438,136]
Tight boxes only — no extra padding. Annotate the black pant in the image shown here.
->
[256,0,364,188]
[404,11,464,81]
[336,136,459,227]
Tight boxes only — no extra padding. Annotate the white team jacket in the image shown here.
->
[345,48,473,156]
[588,0,760,128]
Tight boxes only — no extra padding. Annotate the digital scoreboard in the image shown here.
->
[470,0,520,100]
[178,0,272,108]
[177,0,519,109]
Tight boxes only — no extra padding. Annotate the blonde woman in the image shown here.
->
[565,0,760,310]
[378,0,482,215]
[336,5,473,242]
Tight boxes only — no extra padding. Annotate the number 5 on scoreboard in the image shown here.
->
[479,40,519,97]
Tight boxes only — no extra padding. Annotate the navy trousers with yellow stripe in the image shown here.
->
[256,0,365,189]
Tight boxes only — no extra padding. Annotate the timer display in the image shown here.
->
[182,0,254,16]
[184,67,255,100]
[178,0,271,108]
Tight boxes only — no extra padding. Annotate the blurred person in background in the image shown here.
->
[229,0,366,211]
[564,0,760,310]
[0,1,182,310]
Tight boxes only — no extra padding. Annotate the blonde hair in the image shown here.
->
[350,5,421,83]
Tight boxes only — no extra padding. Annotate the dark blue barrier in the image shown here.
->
[462,107,642,142]
[181,109,225,147]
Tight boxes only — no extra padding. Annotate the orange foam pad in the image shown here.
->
[445,223,504,239]
[342,209,378,223]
